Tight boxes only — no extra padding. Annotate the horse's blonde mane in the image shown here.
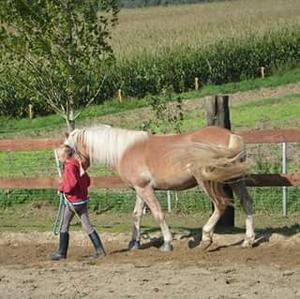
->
[67,125,149,168]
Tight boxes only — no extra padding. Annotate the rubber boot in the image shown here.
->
[50,232,69,261]
[89,230,106,258]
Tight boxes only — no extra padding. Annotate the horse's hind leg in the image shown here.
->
[194,175,230,249]
[197,180,229,250]
[135,185,173,252]
[128,195,145,250]
[201,200,226,250]
[230,180,255,247]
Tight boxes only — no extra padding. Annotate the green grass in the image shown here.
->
[232,94,300,129]
[1,186,300,214]
[1,67,300,139]
[1,199,300,233]
[182,93,300,132]
[0,150,116,177]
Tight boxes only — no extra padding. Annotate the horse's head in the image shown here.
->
[64,129,91,169]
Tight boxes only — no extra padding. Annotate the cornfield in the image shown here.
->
[99,26,300,100]
[112,0,300,58]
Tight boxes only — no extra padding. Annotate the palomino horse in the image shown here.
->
[65,125,255,251]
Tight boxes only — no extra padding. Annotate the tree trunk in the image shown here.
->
[205,95,234,228]
[66,118,75,132]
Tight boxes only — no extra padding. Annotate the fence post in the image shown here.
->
[205,95,234,228]
[195,77,199,90]
[282,142,288,216]
[167,190,172,212]
[260,67,265,79]
[118,89,122,103]
[29,104,34,119]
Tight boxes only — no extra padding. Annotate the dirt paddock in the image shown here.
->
[1,231,300,299]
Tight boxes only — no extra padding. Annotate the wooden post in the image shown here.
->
[195,77,199,90]
[260,67,265,79]
[28,104,33,119]
[205,95,234,228]
[118,89,122,103]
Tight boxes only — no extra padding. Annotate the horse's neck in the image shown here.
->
[86,128,148,168]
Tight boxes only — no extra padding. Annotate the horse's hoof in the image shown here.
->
[128,240,140,250]
[198,240,212,251]
[160,242,173,252]
[241,238,254,248]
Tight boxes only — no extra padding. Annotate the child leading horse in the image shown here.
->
[64,125,255,252]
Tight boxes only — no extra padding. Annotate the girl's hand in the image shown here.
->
[79,166,85,176]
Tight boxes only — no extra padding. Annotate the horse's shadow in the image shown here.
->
[110,223,300,254]
[178,222,300,250]
[178,227,249,251]
[109,227,164,254]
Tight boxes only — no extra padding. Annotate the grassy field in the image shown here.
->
[182,93,300,132]
[112,0,300,58]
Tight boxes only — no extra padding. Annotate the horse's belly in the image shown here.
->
[152,172,197,191]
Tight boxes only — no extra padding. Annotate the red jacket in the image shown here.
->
[58,158,90,204]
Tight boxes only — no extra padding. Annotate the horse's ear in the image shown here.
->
[64,132,69,139]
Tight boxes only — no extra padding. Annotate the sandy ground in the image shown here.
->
[1,231,300,299]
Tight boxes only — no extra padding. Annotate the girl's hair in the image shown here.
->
[58,144,74,158]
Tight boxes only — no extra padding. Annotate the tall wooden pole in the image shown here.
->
[205,95,234,227]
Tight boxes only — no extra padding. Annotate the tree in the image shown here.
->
[0,0,119,131]
[140,87,184,134]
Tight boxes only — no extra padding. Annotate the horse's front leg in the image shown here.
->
[231,181,255,247]
[128,195,145,250]
[135,185,173,252]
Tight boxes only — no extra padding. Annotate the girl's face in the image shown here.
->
[58,150,68,163]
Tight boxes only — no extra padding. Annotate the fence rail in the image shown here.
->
[1,174,300,190]
[239,129,300,144]
[1,129,300,152]
[1,129,300,190]
[0,138,63,152]
[0,176,125,190]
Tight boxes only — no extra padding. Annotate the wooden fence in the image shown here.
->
[1,128,300,190]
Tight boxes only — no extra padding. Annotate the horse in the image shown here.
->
[64,125,255,252]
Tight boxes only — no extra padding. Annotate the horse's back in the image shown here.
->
[189,126,232,147]
[148,126,233,147]
[117,126,242,190]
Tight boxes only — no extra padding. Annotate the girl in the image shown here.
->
[50,144,106,260]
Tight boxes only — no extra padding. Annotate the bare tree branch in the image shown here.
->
[74,75,107,119]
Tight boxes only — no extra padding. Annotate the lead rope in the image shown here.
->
[52,149,65,236]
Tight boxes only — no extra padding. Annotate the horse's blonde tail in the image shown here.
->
[170,133,249,183]
[192,133,248,182]
[202,181,233,208]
